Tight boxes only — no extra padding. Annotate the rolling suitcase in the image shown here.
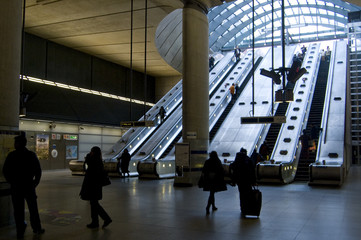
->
[241,186,262,217]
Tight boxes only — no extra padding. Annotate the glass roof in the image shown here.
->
[208,0,361,51]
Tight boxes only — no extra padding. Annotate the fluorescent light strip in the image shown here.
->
[22,75,154,107]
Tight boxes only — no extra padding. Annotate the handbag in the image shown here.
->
[102,171,111,186]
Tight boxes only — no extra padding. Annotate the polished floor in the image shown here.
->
[1,166,361,240]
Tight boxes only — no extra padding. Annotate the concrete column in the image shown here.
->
[0,0,22,227]
[0,0,22,130]
[179,1,209,185]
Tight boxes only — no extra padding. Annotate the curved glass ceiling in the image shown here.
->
[208,0,361,52]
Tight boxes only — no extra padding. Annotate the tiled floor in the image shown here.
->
[1,166,361,240]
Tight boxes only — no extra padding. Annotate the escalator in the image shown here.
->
[159,59,242,160]
[295,59,330,181]
[209,57,263,142]
[257,43,322,184]
[262,102,289,156]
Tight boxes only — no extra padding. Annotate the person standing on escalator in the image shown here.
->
[158,106,166,124]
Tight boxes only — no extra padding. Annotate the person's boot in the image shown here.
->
[86,222,99,229]
[206,205,210,215]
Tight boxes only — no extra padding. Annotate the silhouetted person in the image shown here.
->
[300,130,310,160]
[118,148,131,177]
[209,56,215,70]
[310,124,320,141]
[259,141,270,161]
[80,146,112,229]
[235,83,240,97]
[158,106,166,123]
[230,148,256,217]
[234,46,241,61]
[301,45,307,56]
[325,46,331,62]
[3,134,45,238]
[201,151,227,215]
[250,149,262,169]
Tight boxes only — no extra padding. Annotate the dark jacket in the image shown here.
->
[230,152,256,187]
[80,154,104,200]
[119,152,131,173]
[3,147,41,192]
[201,156,227,192]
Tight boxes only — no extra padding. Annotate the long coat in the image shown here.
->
[119,152,131,173]
[80,155,103,200]
[230,152,256,187]
[201,157,227,192]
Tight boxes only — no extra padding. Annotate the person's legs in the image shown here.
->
[89,200,100,227]
[11,192,27,237]
[210,191,217,210]
[25,190,43,233]
[97,202,112,228]
[206,191,216,214]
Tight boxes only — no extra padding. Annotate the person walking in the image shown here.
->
[200,151,227,215]
[118,148,131,177]
[230,148,257,217]
[80,146,112,229]
[3,134,45,238]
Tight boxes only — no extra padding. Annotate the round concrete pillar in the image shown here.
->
[0,0,22,228]
[180,1,209,184]
[0,0,22,130]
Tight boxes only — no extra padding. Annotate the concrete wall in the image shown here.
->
[155,75,182,101]
[22,33,155,125]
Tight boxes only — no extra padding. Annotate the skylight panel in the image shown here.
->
[336,13,343,18]
[240,14,248,23]
[284,0,290,7]
[274,21,281,28]
[298,0,307,4]
[285,8,293,16]
[254,18,263,26]
[243,4,251,12]
[325,2,334,7]
[234,20,242,27]
[310,8,317,14]
[222,30,229,36]
[301,7,310,14]
[234,9,243,16]
[228,15,235,22]
[257,0,267,4]
[288,17,298,25]
[319,9,327,16]
[228,25,235,31]
[255,7,264,15]
[263,5,272,12]
[227,3,235,10]
[316,0,325,6]
[308,0,316,5]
